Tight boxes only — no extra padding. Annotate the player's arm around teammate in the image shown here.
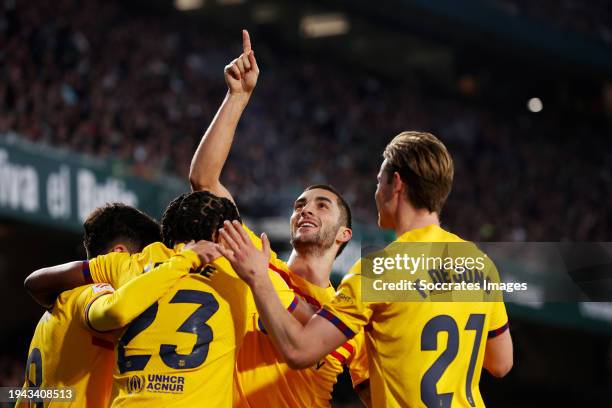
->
[219,219,513,378]
[86,240,222,331]
[24,240,222,327]
[218,220,348,368]
[25,260,92,308]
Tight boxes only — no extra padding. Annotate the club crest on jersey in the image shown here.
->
[127,375,145,394]
[92,283,114,294]
[143,262,163,274]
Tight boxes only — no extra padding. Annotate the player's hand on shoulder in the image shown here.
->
[183,240,222,264]
[217,220,270,286]
[224,29,259,97]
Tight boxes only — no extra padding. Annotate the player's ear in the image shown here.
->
[392,171,403,194]
[336,226,352,244]
[111,244,129,253]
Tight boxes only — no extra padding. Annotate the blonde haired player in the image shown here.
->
[189,30,370,406]
[219,132,513,407]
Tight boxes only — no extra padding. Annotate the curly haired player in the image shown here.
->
[22,192,303,407]
[161,192,241,246]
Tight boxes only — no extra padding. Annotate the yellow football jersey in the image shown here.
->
[18,283,117,408]
[88,234,295,408]
[320,225,509,408]
[234,251,369,408]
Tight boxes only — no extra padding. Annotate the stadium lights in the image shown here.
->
[527,97,543,113]
[253,4,279,24]
[174,0,205,11]
[300,13,350,38]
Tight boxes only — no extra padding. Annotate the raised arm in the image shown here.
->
[189,29,259,203]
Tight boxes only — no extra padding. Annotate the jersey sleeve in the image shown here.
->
[347,332,370,388]
[488,301,509,338]
[257,269,298,333]
[74,283,116,332]
[318,260,373,339]
[86,251,132,288]
[268,268,297,310]
[84,250,202,332]
[252,269,299,334]
[326,334,369,388]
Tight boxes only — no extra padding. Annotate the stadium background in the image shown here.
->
[1,0,611,406]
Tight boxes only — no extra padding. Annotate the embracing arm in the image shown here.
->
[249,276,348,368]
[291,298,318,325]
[87,241,219,331]
[218,220,347,368]
[24,261,88,308]
[189,29,259,203]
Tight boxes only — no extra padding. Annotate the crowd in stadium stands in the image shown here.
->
[486,0,612,44]
[1,0,610,242]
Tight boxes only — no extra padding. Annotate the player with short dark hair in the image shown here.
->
[189,30,369,407]
[297,184,352,257]
[219,131,514,408]
[83,203,162,258]
[79,190,300,407]
[19,204,216,408]
[303,185,352,228]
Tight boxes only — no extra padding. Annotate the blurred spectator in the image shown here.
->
[486,0,612,44]
[1,0,610,243]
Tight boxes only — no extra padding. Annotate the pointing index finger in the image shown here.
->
[242,29,252,54]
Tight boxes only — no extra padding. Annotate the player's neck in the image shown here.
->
[286,249,335,288]
[394,204,440,237]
